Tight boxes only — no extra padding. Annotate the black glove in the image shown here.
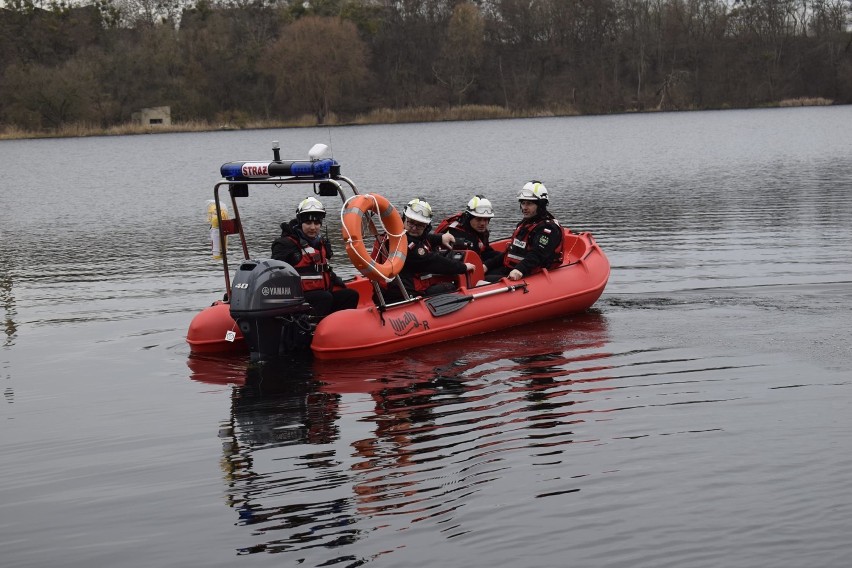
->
[454,237,474,250]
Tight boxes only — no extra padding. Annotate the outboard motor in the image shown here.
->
[229,259,313,362]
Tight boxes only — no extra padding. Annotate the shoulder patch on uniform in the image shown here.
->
[538,235,549,246]
[417,247,427,256]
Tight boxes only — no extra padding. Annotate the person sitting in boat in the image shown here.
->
[485,181,564,282]
[435,194,502,270]
[383,197,475,302]
[271,196,359,317]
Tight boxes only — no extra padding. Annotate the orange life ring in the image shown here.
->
[341,194,408,282]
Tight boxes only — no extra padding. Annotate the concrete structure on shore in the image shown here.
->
[132,106,171,126]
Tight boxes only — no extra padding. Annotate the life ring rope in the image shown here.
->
[341,194,407,282]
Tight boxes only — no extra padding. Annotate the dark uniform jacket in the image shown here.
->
[271,219,346,290]
[436,212,500,269]
[502,213,564,276]
[399,231,468,294]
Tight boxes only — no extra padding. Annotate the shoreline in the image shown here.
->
[0,98,837,141]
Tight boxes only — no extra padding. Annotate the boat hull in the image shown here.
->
[186,301,245,353]
[311,231,609,359]
[186,230,610,360]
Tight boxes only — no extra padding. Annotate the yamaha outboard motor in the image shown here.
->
[229,259,313,362]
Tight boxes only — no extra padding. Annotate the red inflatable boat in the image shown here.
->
[186,143,610,361]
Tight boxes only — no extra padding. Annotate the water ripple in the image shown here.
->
[198,326,807,565]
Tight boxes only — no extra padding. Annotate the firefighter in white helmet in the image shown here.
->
[271,196,358,317]
[435,194,501,270]
[486,181,564,282]
[382,197,475,302]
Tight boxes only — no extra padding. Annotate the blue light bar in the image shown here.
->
[220,158,339,180]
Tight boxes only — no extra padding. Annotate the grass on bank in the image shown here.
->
[0,99,835,140]
[777,97,834,107]
[0,105,565,140]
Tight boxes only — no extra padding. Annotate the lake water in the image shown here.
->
[2,107,852,568]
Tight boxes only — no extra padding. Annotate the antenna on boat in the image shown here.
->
[272,140,281,162]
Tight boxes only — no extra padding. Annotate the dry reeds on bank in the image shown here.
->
[352,105,514,124]
[3,100,838,140]
[777,97,834,107]
[351,104,583,124]
[0,106,528,140]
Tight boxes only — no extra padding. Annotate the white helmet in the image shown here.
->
[466,195,494,218]
[517,181,548,204]
[404,197,433,224]
[296,196,326,221]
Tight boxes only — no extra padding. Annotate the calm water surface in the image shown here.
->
[2,107,852,567]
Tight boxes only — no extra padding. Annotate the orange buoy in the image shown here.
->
[341,194,407,282]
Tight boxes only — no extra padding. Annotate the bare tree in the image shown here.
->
[1,56,100,128]
[114,0,187,26]
[433,2,485,104]
[266,16,370,123]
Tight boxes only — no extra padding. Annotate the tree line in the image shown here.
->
[1,0,850,132]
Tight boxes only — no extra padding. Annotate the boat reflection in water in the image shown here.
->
[187,310,612,559]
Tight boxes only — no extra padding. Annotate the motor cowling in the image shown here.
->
[230,259,307,316]
[229,259,313,361]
